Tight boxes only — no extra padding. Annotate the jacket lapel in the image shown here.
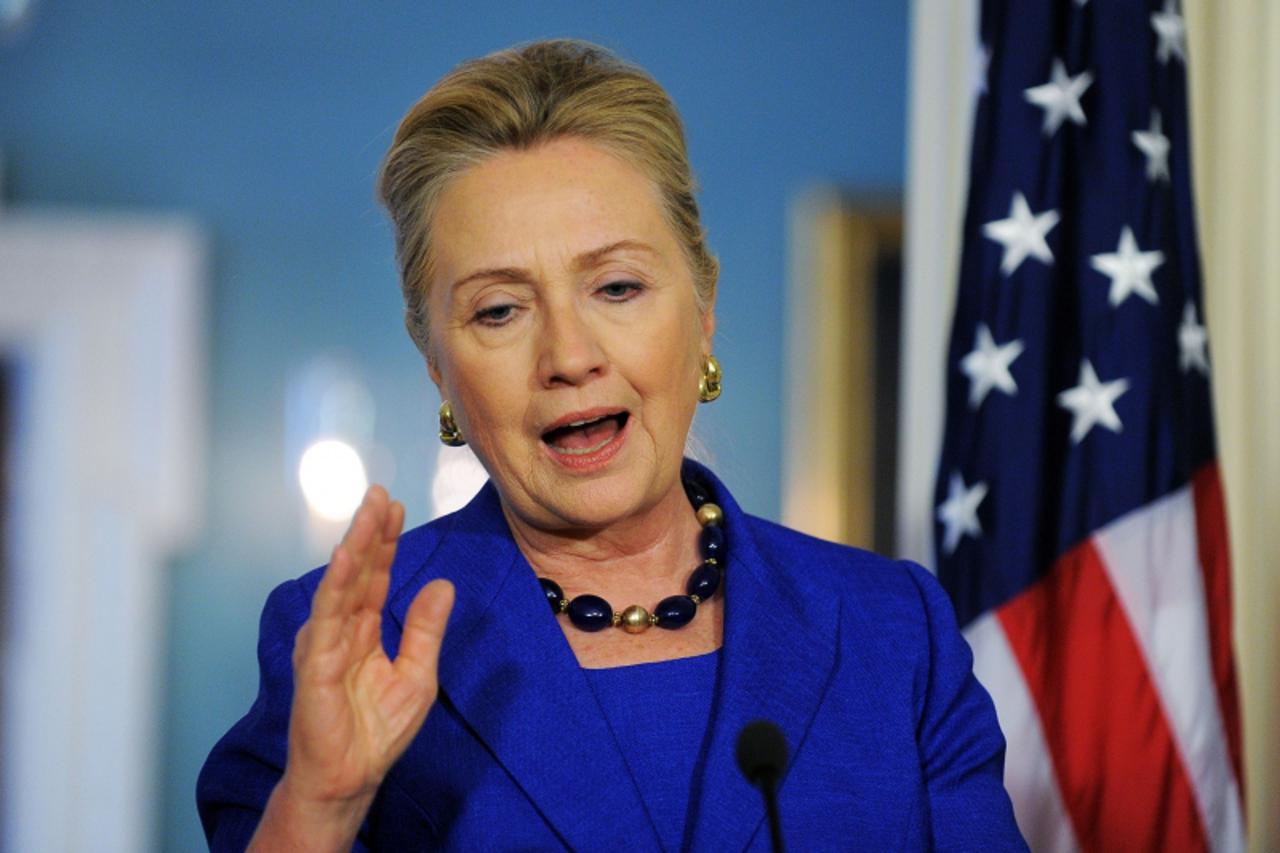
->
[684,462,841,852]
[387,483,660,852]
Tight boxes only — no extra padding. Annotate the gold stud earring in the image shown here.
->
[698,354,722,403]
[438,401,466,446]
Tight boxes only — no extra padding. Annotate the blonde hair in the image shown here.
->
[377,39,719,355]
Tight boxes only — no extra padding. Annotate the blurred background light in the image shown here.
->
[298,438,367,521]
[0,0,32,32]
[431,443,489,519]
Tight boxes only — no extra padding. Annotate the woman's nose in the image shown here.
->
[537,301,607,388]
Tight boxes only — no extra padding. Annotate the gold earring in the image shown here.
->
[698,354,722,403]
[438,401,466,446]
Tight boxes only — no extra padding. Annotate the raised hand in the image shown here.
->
[250,486,454,852]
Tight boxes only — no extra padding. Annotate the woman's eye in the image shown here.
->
[473,304,516,326]
[598,281,643,301]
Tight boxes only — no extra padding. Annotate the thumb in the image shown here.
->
[395,579,455,687]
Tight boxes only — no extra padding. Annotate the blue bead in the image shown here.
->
[538,577,564,612]
[654,595,696,629]
[699,525,725,561]
[683,477,711,509]
[567,594,614,632]
[687,562,722,600]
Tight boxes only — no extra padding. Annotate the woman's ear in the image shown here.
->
[427,352,444,393]
[699,304,717,352]
[409,311,445,391]
[424,343,445,394]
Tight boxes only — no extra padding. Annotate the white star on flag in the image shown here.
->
[1151,0,1187,65]
[1090,226,1165,307]
[1057,359,1130,443]
[1024,58,1093,136]
[1179,301,1210,374]
[937,471,989,555]
[961,324,1025,408]
[1132,110,1171,183]
[983,191,1060,276]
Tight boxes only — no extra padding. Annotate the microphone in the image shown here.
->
[736,720,788,853]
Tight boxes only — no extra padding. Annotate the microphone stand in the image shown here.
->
[736,720,788,853]
[761,776,785,853]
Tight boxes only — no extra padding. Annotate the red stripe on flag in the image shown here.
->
[998,539,1209,852]
[1192,462,1245,802]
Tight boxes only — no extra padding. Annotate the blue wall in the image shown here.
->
[0,3,906,848]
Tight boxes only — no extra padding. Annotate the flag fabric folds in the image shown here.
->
[933,1,1245,850]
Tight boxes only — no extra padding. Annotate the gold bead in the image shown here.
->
[696,502,723,527]
[558,598,569,613]
[619,605,652,634]
[690,594,702,605]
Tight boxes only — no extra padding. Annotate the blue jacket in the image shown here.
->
[198,461,1026,851]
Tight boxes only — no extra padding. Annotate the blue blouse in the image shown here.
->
[584,650,721,852]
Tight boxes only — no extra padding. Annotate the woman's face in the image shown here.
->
[426,137,715,532]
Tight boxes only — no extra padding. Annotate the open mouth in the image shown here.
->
[541,411,630,456]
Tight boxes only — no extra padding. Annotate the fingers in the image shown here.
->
[341,487,390,602]
[359,499,404,614]
[307,486,400,651]
[340,486,387,573]
[309,543,358,625]
[396,579,455,687]
[381,497,405,542]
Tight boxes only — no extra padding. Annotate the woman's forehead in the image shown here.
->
[428,138,680,286]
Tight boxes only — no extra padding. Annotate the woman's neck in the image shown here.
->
[503,481,705,604]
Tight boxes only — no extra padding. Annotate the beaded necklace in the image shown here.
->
[537,478,724,634]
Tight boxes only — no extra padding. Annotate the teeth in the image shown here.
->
[561,415,610,430]
[549,436,616,456]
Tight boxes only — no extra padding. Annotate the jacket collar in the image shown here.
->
[681,459,840,851]
[387,461,839,852]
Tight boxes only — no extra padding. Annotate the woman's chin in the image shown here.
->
[523,462,662,531]
[543,476,645,527]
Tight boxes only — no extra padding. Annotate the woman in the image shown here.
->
[198,40,1026,851]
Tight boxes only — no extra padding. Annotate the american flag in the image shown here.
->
[932,1,1245,850]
